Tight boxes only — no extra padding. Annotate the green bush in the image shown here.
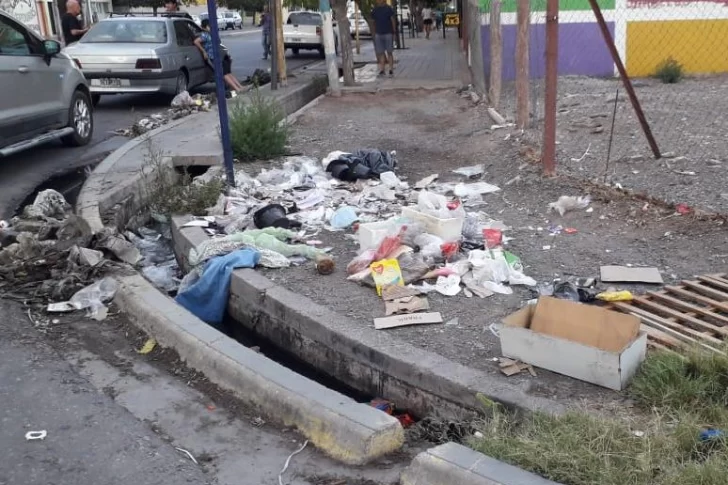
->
[229,89,288,162]
[654,57,683,84]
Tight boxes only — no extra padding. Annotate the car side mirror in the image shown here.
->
[43,40,61,56]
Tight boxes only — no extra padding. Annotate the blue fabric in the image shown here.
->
[371,5,395,35]
[198,31,215,60]
[176,248,260,326]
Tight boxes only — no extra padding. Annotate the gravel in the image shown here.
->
[245,88,727,412]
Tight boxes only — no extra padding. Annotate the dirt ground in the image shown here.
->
[249,88,728,412]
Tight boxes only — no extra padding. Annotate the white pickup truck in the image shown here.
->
[283,11,338,58]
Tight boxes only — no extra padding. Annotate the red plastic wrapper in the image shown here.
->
[397,413,416,428]
[447,200,461,211]
[440,241,460,261]
[483,229,503,248]
[346,249,376,275]
[676,203,691,215]
[373,226,408,261]
[370,398,394,414]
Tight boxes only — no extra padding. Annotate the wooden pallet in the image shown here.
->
[610,274,728,353]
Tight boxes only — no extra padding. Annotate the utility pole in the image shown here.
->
[269,0,278,90]
[206,0,235,187]
[542,0,558,176]
[354,1,360,55]
[319,0,340,96]
[274,0,287,86]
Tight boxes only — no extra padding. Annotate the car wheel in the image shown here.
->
[61,90,93,147]
[318,47,325,58]
[292,48,300,57]
[91,93,101,107]
[174,70,188,95]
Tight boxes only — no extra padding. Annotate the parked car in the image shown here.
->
[63,15,228,105]
[191,14,201,26]
[198,12,226,30]
[283,11,338,58]
[347,12,370,38]
[0,10,94,156]
[221,11,243,30]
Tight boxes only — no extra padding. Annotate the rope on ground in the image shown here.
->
[278,440,309,485]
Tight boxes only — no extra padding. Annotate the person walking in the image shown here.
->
[61,0,88,46]
[371,0,396,77]
[194,19,246,94]
[421,7,433,39]
[259,5,272,60]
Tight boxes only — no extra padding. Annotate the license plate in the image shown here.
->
[290,38,302,42]
[95,78,124,88]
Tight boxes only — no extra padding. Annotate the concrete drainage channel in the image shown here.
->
[74,77,564,484]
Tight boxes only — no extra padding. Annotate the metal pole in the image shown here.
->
[206,0,235,187]
[269,0,278,90]
[319,0,340,96]
[587,0,660,159]
[541,0,558,176]
[354,2,361,54]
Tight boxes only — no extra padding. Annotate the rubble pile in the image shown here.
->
[115,91,215,137]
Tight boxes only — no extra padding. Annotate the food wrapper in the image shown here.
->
[370,259,404,296]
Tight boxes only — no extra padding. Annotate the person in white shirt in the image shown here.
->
[421,7,433,39]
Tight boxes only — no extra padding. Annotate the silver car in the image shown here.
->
[0,11,94,156]
[64,15,221,104]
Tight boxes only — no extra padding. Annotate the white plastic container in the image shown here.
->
[358,220,397,251]
[401,206,464,241]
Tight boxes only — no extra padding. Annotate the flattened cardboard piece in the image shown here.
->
[600,265,663,284]
[530,297,640,353]
[384,296,430,316]
[381,285,421,301]
[374,312,443,330]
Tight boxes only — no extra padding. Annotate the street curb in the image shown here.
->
[401,443,562,485]
[114,273,405,465]
[76,77,326,234]
[171,217,567,419]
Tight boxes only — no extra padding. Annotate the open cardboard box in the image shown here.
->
[500,297,647,391]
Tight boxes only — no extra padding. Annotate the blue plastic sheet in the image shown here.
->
[176,248,260,326]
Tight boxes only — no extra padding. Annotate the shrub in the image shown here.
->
[228,89,288,162]
[655,57,683,84]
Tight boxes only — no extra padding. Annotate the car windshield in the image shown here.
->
[287,12,321,25]
[82,20,167,43]
[224,12,233,17]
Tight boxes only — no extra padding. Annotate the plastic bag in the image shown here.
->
[435,275,461,296]
[397,253,432,284]
[142,264,178,293]
[440,241,460,261]
[171,90,193,107]
[69,277,119,319]
[380,171,407,189]
[373,226,407,261]
[347,249,376,275]
[452,165,484,178]
[417,191,451,219]
[330,206,358,229]
[548,195,591,216]
[453,182,500,198]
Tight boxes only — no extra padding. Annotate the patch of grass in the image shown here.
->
[470,349,728,485]
[654,57,683,84]
[228,88,288,162]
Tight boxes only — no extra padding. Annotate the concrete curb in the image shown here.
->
[171,218,567,419]
[401,443,562,485]
[114,274,404,464]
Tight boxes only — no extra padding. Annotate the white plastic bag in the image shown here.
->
[453,182,500,198]
[417,190,451,218]
[548,195,591,216]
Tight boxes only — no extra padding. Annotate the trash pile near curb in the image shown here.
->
[114,91,214,137]
[0,189,179,320]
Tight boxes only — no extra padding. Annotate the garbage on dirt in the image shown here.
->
[25,430,47,441]
[500,297,647,390]
[497,357,537,377]
[600,265,664,284]
[548,195,591,216]
[369,398,415,428]
[374,312,443,330]
[115,92,214,137]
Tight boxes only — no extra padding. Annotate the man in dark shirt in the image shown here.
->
[61,0,88,45]
[371,0,396,77]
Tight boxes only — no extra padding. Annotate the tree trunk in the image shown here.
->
[332,0,355,86]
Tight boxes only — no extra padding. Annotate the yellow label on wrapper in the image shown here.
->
[370,259,404,297]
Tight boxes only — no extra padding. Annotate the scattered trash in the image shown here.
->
[324,149,397,181]
[596,290,634,302]
[329,206,358,229]
[116,93,214,137]
[374,312,443,330]
[600,265,663,284]
[369,398,415,428]
[552,281,580,302]
[98,234,143,265]
[137,338,157,355]
[675,203,692,215]
[452,165,484,178]
[548,195,591,216]
[182,219,211,228]
[435,274,462,296]
[385,295,430,315]
[633,430,645,438]
[278,440,309,485]
[47,277,119,321]
[414,174,439,189]
[251,416,265,427]
[254,204,301,230]
[175,447,199,465]
[25,430,47,441]
[371,259,404,296]
[498,357,537,377]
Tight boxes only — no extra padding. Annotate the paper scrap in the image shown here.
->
[47,302,76,313]
[384,296,430,316]
[414,174,439,189]
[498,357,537,377]
[374,312,443,330]
[381,285,421,301]
[600,265,663,284]
[137,338,157,355]
[182,219,210,228]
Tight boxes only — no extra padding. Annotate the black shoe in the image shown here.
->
[389,70,394,77]
[378,70,385,77]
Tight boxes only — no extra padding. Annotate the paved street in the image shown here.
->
[0,30,322,221]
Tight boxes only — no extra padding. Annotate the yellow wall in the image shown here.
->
[626,19,728,77]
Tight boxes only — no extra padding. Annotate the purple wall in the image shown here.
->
[482,22,615,80]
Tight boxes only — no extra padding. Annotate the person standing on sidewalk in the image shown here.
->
[259,5,272,60]
[61,0,88,46]
[372,0,396,77]
[421,7,433,39]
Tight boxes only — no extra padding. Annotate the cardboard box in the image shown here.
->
[500,297,647,390]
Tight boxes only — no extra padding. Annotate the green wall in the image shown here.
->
[479,0,615,14]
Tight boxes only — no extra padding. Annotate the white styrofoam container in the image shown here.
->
[358,220,397,251]
[401,207,464,242]
[500,305,648,391]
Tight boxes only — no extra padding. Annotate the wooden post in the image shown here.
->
[355,1,361,55]
[586,0,661,159]
[274,0,287,86]
[542,0,558,176]
[515,0,530,129]
[488,0,502,109]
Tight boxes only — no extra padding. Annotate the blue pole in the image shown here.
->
[206,0,236,187]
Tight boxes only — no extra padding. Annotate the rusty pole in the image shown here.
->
[541,0,558,176]
[587,0,660,159]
